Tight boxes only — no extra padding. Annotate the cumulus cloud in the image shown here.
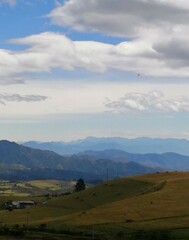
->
[1,0,189,81]
[45,0,189,77]
[0,93,48,105]
[0,30,188,83]
[105,91,189,113]
[0,32,76,84]
[49,0,189,37]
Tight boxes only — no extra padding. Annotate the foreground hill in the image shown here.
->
[23,137,189,155]
[38,172,189,227]
[0,140,157,181]
[1,172,189,239]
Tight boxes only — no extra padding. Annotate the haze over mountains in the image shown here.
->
[23,137,189,156]
[1,137,189,182]
[0,140,157,181]
[77,150,189,170]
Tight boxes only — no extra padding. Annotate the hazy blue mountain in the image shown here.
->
[23,137,189,156]
[0,140,158,181]
[65,155,157,178]
[77,150,189,170]
[0,140,65,169]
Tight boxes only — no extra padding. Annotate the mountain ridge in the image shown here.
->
[76,149,189,170]
[0,140,158,181]
[22,137,189,156]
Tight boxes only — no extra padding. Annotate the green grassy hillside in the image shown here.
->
[1,172,189,239]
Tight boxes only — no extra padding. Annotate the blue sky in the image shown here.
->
[1,0,189,141]
[0,0,126,47]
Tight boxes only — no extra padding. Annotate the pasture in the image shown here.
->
[0,172,189,239]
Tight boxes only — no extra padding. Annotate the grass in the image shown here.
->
[0,172,189,239]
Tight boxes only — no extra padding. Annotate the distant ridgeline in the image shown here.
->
[23,137,189,155]
[0,139,189,181]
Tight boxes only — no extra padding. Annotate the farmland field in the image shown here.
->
[0,180,76,197]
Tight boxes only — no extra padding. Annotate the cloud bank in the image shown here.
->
[105,91,189,113]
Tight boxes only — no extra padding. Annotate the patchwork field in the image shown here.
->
[0,180,75,197]
[0,172,189,239]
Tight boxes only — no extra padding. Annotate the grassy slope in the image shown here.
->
[77,172,189,227]
[1,172,189,233]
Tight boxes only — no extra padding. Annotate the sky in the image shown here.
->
[1,0,189,141]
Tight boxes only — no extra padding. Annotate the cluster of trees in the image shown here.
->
[74,178,86,192]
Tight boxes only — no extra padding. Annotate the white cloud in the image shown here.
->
[47,0,189,77]
[105,91,189,113]
[49,0,189,37]
[1,78,189,120]
[1,1,189,81]
[0,30,189,85]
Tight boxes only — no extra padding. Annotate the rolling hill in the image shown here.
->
[1,172,189,239]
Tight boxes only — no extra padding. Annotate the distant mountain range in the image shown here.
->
[0,140,159,181]
[76,150,189,170]
[1,139,189,181]
[23,137,189,156]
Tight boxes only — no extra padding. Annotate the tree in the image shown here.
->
[74,178,86,192]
